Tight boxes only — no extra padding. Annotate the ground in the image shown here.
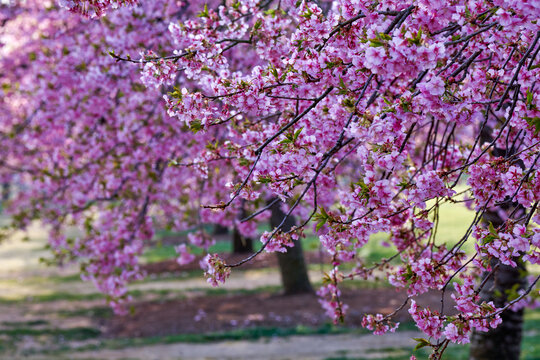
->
[0,219,539,360]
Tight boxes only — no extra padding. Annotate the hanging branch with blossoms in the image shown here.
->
[1,0,265,312]
[129,0,540,353]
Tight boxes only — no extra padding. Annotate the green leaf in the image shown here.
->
[482,234,497,245]
[315,220,326,232]
[131,82,146,92]
[369,38,385,47]
[342,98,356,112]
[338,76,348,94]
[480,302,495,312]
[75,62,87,72]
[301,7,313,19]
[524,116,540,134]
[237,158,251,167]
[505,283,522,302]
[257,176,272,184]
[488,222,498,236]
[402,264,415,281]
[400,97,412,112]
[314,207,329,232]
[407,28,423,46]
[465,5,471,18]
[268,63,279,80]
[197,4,209,18]
[321,272,332,285]
[526,89,534,108]
[369,32,392,47]
[413,337,431,351]
[378,32,392,41]
[168,86,183,100]
[253,18,263,30]
[190,119,203,133]
[279,137,292,145]
[293,127,303,142]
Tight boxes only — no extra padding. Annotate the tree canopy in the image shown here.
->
[1,0,539,357]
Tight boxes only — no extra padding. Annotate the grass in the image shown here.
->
[135,268,204,282]
[56,306,113,319]
[521,309,540,360]
[0,272,387,306]
[0,288,183,305]
[1,319,49,327]
[108,323,361,345]
[142,240,231,263]
[33,323,368,356]
[27,309,540,359]
[143,201,477,266]
[0,291,105,304]
[0,326,101,341]
[3,296,539,359]
[0,277,388,307]
[141,244,179,263]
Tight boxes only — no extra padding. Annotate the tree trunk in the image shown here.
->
[469,105,527,359]
[469,262,526,360]
[232,227,253,254]
[1,182,9,203]
[231,204,253,254]
[469,210,527,360]
[213,224,229,236]
[269,199,313,295]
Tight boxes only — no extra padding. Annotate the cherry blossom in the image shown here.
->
[1,0,539,357]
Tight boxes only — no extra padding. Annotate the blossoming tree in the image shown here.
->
[1,0,314,301]
[2,0,539,359]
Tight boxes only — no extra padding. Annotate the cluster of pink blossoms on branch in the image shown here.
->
[1,0,540,356]
[1,0,256,311]
[59,0,137,17]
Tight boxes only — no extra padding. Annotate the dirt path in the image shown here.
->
[38,331,420,360]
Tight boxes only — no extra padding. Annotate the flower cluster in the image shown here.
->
[58,0,137,17]
[140,54,177,89]
[175,244,196,265]
[317,268,348,324]
[361,313,399,336]
[2,0,539,356]
[475,224,535,267]
[200,254,231,287]
[409,300,445,339]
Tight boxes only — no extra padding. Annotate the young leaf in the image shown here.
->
[413,337,431,351]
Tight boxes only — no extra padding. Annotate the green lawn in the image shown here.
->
[143,200,477,264]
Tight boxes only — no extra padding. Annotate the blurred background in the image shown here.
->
[0,195,539,360]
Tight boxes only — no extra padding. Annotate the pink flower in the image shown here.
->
[200,254,230,287]
[443,323,470,344]
[364,47,386,73]
[261,231,294,253]
[417,76,445,97]
[408,301,444,339]
[175,244,196,265]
